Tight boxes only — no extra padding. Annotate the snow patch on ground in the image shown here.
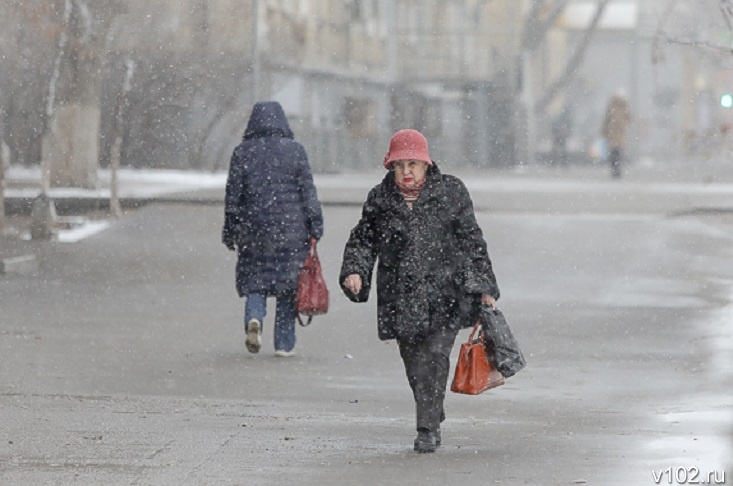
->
[16,217,112,243]
[57,220,111,243]
[5,166,227,199]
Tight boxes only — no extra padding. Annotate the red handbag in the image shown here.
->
[451,322,505,395]
[296,239,329,326]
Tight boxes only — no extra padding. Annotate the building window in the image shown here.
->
[347,0,362,21]
[344,97,376,136]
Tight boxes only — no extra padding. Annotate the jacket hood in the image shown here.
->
[243,101,294,140]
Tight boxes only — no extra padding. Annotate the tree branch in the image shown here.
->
[655,32,733,54]
[533,0,611,114]
[522,0,571,53]
[720,0,733,32]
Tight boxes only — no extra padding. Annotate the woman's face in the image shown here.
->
[393,159,428,187]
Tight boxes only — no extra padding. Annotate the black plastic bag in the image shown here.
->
[480,306,526,378]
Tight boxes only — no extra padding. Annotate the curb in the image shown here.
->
[5,193,733,217]
[0,254,38,275]
[2,195,366,216]
[3,197,165,216]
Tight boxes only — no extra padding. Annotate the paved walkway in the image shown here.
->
[2,158,732,484]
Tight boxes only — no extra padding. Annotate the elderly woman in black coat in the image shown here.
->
[223,101,323,357]
[340,129,499,453]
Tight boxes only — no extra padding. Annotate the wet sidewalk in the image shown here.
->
[2,158,732,484]
[1,199,731,485]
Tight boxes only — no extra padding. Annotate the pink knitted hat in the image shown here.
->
[383,129,432,169]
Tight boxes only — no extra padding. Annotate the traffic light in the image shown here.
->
[721,93,733,108]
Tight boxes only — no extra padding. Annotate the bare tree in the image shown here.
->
[653,0,733,56]
[5,0,125,190]
[519,0,612,115]
[41,0,73,194]
[1,1,64,168]
[720,0,733,34]
[533,0,612,114]
[517,0,611,162]
[522,0,571,53]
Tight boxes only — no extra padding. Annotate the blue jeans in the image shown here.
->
[244,291,297,352]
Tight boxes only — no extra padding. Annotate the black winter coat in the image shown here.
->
[339,164,499,343]
[223,102,323,297]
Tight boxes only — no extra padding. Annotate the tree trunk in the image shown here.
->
[109,58,135,218]
[42,0,109,189]
[0,143,5,234]
[43,103,101,189]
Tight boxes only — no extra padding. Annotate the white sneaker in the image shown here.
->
[246,319,262,354]
[274,349,296,358]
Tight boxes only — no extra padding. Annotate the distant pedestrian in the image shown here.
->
[550,108,573,167]
[601,92,632,178]
[222,101,323,357]
[339,129,501,453]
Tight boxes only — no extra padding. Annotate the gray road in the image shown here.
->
[1,202,732,485]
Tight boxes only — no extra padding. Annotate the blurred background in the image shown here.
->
[2,0,733,182]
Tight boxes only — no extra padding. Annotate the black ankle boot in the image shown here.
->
[413,429,437,453]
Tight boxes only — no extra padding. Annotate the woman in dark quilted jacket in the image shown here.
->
[340,129,500,453]
[222,101,323,358]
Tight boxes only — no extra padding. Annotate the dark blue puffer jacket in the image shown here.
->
[223,101,323,297]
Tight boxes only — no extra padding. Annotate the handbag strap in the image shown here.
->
[297,314,314,327]
[307,239,320,264]
[467,320,482,341]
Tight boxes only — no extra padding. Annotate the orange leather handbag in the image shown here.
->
[451,322,505,395]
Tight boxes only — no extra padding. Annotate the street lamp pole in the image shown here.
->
[251,0,260,106]
[386,0,396,83]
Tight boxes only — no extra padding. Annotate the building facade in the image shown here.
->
[1,0,525,180]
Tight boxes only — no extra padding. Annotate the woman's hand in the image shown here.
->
[481,293,497,309]
[343,274,362,295]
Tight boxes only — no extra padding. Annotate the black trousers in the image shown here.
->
[609,148,622,178]
[398,327,459,432]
